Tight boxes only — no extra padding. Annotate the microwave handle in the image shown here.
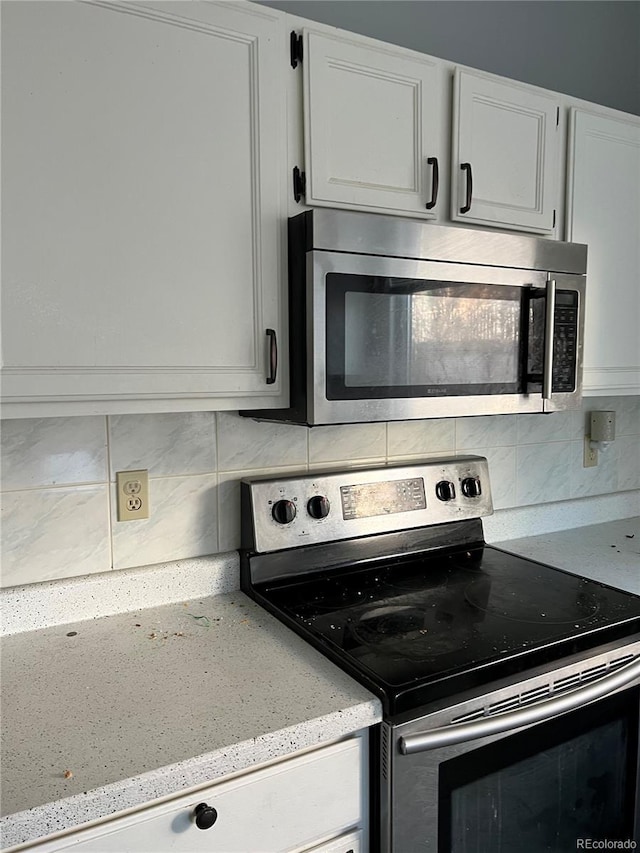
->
[542,277,556,400]
[524,278,556,396]
[398,656,640,755]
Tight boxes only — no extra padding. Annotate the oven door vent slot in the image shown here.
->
[450,708,485,724]
[554,655,632,691]
[450,654,637,726]
[553,672,583,691]
[486,696,522,716]
[485,684,552,717]
[612,653,635,668]
[581,662,609,680]
[519,684,552,703]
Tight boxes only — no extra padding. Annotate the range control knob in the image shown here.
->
[307,495,330,519]
[436,480,456,502]
[271,499,296,525]
[461,477,482,498]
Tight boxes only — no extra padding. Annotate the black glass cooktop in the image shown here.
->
[252,545,640,716]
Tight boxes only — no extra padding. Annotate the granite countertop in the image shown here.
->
[0,588,381,850]
[494,517,640,595]
[3,512,637,850]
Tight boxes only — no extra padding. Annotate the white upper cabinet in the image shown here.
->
[566,109,640,395]
[1,1,286,416]
[298,34,562,235]
[301,30,442,217]
[451,70,560,234]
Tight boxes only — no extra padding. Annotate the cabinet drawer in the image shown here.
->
[24,739,363,852]
[300,828,363,853]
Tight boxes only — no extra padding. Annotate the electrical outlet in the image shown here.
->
[116,470,149,521]
[583,437,598,468]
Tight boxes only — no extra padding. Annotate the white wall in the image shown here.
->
[2,397,639,587]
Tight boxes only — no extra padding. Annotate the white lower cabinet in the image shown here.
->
[300,829,362,853]
[20,739,365,853]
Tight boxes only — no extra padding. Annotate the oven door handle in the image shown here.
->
[398,656,640,755]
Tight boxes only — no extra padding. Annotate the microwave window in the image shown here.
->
[326,275,528,400]
[344,291,519,387]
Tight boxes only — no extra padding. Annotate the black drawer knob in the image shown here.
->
[194,802,218,830]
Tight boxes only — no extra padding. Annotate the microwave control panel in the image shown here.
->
[552,290,579,393]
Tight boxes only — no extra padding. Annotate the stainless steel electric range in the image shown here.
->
[239,457,640,852]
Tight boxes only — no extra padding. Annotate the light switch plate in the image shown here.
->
[116,470,150,521]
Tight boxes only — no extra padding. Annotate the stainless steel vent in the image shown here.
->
[451,654,635,726]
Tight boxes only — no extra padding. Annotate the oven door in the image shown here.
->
[382,651,640,853]
[308,251,584,425]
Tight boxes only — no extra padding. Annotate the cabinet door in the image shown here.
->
[566,109,640,395]
[303,30,441,217]
[1,0,286,416]
[451,69,559,234]
[24,739,364,852]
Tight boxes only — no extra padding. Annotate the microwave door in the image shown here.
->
[311,252,550,424]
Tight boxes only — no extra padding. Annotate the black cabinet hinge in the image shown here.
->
[290,31,303,69]
[293,166,306,203]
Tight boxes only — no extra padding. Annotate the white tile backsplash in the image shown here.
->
[516,442,572,505]
[387,418,455,458]
[1,396,638,587]
[108,413,216,478]
[308,422,386,465]
[516,411,573,445]
[216,412,308,471]
[0,485,110,586]
[111,474,218,570]
[617,434,640,491]
[1,417,107,489]
[569,439,619,497]
[455,415,517,448]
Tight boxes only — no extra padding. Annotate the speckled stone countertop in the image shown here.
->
[494,517,640,595]
[0,591,381,849]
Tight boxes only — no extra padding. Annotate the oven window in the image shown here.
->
[325,274,528,400]
[438,689,639,852]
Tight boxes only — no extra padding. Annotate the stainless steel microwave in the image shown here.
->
[243,209,587,426]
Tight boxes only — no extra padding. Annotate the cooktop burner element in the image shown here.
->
[239,457,640,716]
[463,579,600,625]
